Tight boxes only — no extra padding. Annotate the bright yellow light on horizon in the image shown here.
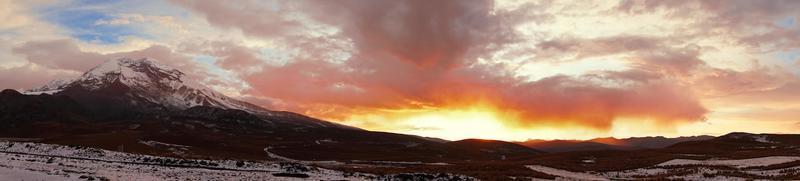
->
[394,107,611,141]
[341,104,610,141]
[400,108,513,141]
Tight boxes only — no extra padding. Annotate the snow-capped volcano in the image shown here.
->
[28,57,266,113]
[25,78,75,95]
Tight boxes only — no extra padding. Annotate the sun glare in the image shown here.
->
[400,108,512,141]
[346,104,605,141]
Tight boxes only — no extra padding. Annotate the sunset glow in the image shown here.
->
[2,0,800,141]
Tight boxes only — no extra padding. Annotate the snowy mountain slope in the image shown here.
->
[24,78,75,95]
[15,57,359,131]
[27,57,267,113]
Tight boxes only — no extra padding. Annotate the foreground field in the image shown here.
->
[0,141,474,180]
[5,132,800,180]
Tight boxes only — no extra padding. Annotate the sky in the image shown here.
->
[1,0,800,141]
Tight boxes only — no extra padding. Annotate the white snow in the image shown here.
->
[657,156,800,168]
[138,140,191,155]
[264,146,299,162]
[0,141,478,180]
[526,165,609,181]
[314,139,337,145]
[595,156,800,180]
[31,57,267,113]
[138,140,190,149]
[0,141,373,180]
[753,135,776,143]
[22,89,62,95]
[526,156,800,180]
[351,160,450,166]
[263,147,344,165]
[24,78,75,95]
[0,166,78,181]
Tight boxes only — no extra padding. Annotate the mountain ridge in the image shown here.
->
[34,57,269,113]
[519,135,715,152]
[0,57,542,162]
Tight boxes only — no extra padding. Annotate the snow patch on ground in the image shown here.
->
[263,147,346,166]
[138,140,191,155]
[598,156,800,180]
[0,166,78,181]
[0,141,371,180]
[657,156,800,168]
[526,165,609,181]
[531,156,800,180]
[351,160,450,166]
[138,140,190,149]
[753,135,776,143]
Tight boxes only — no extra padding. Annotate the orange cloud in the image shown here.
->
[173,0,712,131]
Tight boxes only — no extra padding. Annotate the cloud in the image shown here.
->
[0,64,78,90]
[94,14,142,25]
[0,0,62,34]
[304,0,521,68]
[94,14,176,26]
[200,41,264,71]
[12,39,107,72]
[535,35,664,60]
[170,0,711,131]
[717,81,800,105]
[527,34,795,97]
[616,0,800,50]
[12,39,201,73]
[4,39,210,89]
[692,66,792,97]
[169,0,301,38]
[498,74,707,129]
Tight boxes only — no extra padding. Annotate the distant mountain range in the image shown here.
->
[518,135,715,152]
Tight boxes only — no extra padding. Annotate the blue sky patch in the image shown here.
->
[776,50,800,62]
[193,55,230,77]
[772,50,800,76]
[777,16,796,28]
[37,0,152,44]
